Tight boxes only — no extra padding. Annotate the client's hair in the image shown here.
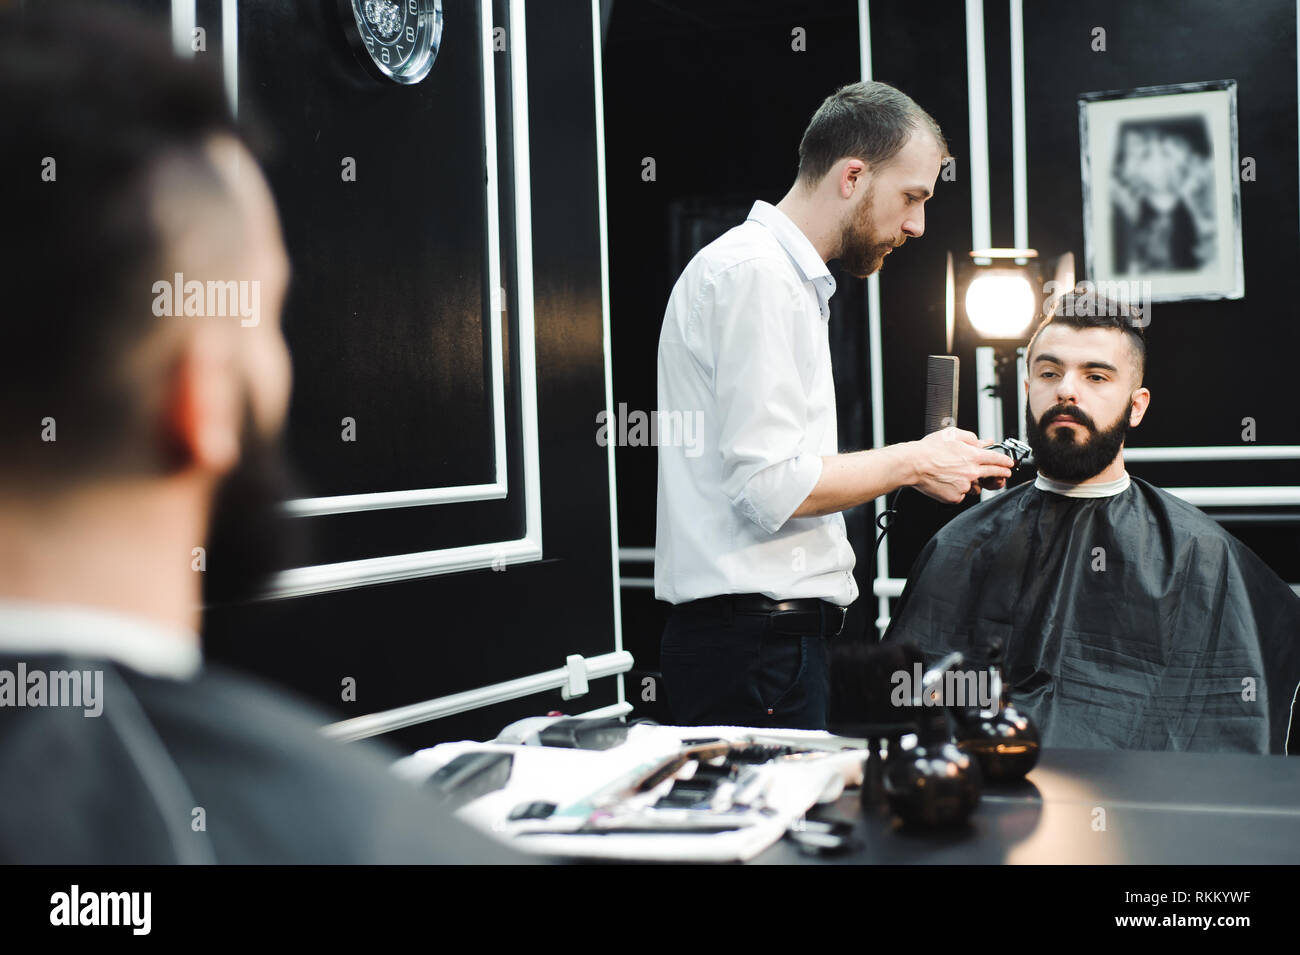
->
[0,5,246,489]
[1026,285,1147,384]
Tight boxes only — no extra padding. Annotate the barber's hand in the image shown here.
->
[906,428,1014,504]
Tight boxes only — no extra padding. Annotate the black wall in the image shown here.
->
[186,0,622,751]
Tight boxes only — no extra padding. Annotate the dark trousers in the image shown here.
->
[659,599,830,730]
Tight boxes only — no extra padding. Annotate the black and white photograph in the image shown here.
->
[1079,80,1245,301]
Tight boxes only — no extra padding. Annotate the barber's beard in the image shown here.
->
[1025,401,1130,483]
[201,405,308,607]
[838,186,896,278]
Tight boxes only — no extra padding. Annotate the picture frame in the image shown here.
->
[1078,80,1244,303]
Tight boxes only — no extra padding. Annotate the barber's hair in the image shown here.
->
[0,5,247,490]
[796,81,949,186]
[1027,286,1148,383]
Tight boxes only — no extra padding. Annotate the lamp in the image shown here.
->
[942,249,1076,465]
[965,268,1038,339]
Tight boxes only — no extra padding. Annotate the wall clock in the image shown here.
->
[340,0,443,85]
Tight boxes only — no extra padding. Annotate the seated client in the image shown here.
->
[883,289,1300,754]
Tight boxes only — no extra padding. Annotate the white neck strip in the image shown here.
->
[1034,470,1131,499]
[0,600,201,680]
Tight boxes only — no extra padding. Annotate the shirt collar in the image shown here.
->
[747,201,836,315]
[1034,470,1131,499]
[0,599,201,680]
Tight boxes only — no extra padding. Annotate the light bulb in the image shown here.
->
[964,270,1037,339]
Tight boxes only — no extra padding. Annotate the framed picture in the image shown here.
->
[1078,80,1243,302]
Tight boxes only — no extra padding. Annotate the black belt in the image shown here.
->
[686,594,848,637]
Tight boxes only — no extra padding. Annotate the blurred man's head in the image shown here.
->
[794,81,948,277]
[1024,289,1151,483]
[0,7,301,613]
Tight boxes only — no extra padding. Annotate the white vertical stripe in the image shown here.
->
[222,0,238,119]
[1009,0,1028,250]
[482,0,508,488]
[858,0,873,81]
[1016,346,1028,441]
[859,0,890,638]
[591,0,625,706]
[965,0,992,250]
[171,0,195,59]
[510,0,544,557]
[975,345,1003,443]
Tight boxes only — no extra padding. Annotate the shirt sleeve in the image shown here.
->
[704,261,824,535]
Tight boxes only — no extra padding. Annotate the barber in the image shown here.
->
[653,81,1013,729]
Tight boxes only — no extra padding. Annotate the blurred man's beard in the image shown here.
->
[838,185,896,278]
[201,405,307,607]
[1025,401,1130,483]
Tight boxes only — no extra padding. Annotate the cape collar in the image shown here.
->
[0,599,200,680]
[1034,470,1131,499]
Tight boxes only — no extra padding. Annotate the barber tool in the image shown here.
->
[785,816,858,855]
[425,750,514,811]
[515,812,756,836]
[493,714,637,748]
[872,355,972,578]
[882,652,983,828]
[978,436,1034,489]
[950,639,1041,780]
[924,354,960,435]
[535,715,631,750]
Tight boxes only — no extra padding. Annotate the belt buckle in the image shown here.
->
[821,602,847,637]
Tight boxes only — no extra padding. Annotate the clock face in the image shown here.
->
[344,0,443,84]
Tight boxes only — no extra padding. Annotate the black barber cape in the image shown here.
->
[0,653,532,863]
[883,476,1300,754]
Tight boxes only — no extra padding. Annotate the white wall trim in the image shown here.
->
[965,0,992,251]
[283,0,511,518]
[592,0,626,707]
[1164,486,1300,507]
[171,0,195,58]
[860,0,892,639]
[1125,446,1300,462]
[1009,0,1028,250]
[265,0,543,599]
[221,0,237,117]
[321,650,635,742]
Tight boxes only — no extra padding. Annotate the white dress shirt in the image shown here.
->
[655,200,859,607]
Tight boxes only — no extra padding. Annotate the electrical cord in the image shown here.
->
[870,487,905,588]
[874,488,904,559]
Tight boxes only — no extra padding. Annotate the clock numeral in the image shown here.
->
[380,46,390,64]
[408,0,417,13]
[406,25,415,43]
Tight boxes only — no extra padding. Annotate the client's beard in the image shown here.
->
[201,405,308,607]
[1025,401,1130,483]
